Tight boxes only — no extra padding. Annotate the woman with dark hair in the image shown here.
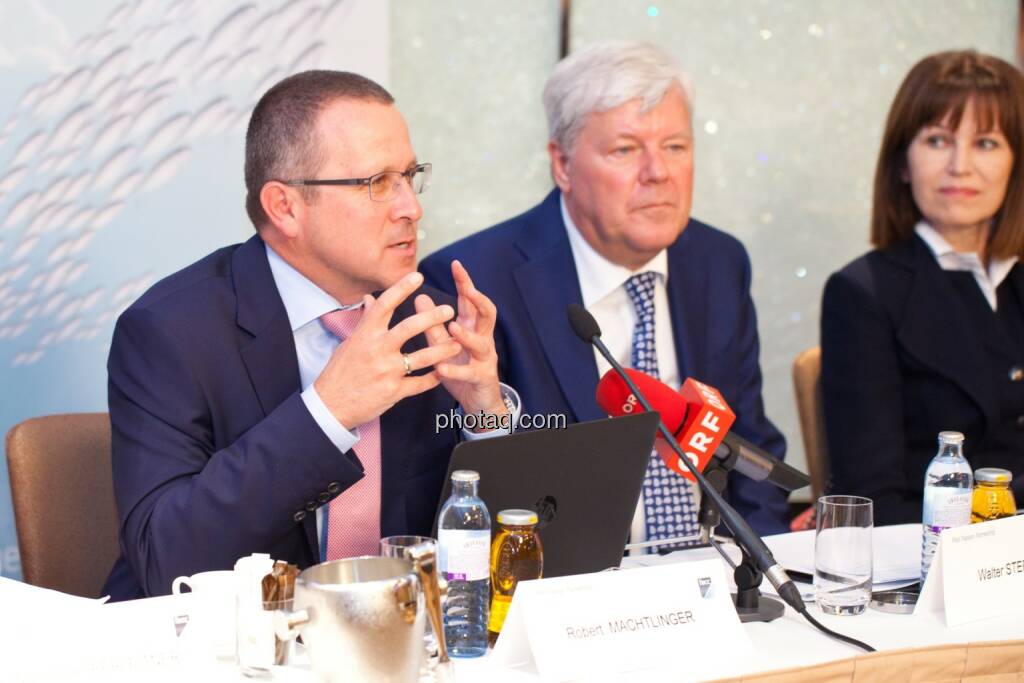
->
[821,50,1024,525]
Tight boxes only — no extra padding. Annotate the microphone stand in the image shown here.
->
[626,460,785,621]
[568,304,875,652]
[697,462,785,622]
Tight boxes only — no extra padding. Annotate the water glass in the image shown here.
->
[379,535,440,658]
[237,597,297,676]
[814,495,873,615]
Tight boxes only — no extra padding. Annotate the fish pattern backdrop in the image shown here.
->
[0,0,387,580]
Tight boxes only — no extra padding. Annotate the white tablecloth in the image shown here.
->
[454,523,1024,681]
[7,524,1021,682]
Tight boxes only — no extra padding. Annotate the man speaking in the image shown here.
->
[104,71,516,599]
[421,42,788,540]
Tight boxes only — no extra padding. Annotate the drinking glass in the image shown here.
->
[814,495,873,615]
[380,535,436,559]
[237,597,296,676]
[379,535,441,659]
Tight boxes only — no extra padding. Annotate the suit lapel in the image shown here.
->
[512,191,604,422]
[1009,263,1024,310]
[891,237,996,425]
[1006,264,1024,350]
[231,235,319,556]
[973,262,1024,362]
[665,226,703,380]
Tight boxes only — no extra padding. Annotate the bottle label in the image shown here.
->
[438,529,490,581]
[924,489,972,531]
[488,594,512,634]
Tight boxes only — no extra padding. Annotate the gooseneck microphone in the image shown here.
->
[567,303,876,653]
[567,304,804,611]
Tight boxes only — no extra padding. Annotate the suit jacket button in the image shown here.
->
[305,501,318,512]
[293,510,307,522]
[318,492,331,503]
[327,482,341,493]
[1009,366,1023,382]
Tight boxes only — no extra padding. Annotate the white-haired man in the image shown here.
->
[421,41,789,541]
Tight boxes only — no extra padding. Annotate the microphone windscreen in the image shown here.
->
[595,368,688,434]
[567,304,602,343]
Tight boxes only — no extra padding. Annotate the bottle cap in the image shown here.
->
[497,509,538,526]
[451,469,480,483]
[974,467,1012,484]
[937,431,965,445]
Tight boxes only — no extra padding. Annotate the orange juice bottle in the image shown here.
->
[487,510,543,646]
[971,468,1016,523]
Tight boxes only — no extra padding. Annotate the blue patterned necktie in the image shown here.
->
[624,271,699,545]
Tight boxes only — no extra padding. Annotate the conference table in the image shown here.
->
[6,524,1023,682]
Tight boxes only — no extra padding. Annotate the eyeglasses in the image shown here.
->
[283,163,432,202]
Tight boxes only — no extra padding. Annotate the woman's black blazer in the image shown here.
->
[821,235,1024,525]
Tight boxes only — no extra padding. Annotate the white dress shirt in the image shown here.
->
[265,245,519,552]
[560,197,699,546]
[915,221,1018,311]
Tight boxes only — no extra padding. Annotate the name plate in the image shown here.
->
[917,514,1024,626]
[492,559,749,681]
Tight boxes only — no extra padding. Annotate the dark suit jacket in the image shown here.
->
[103,235,458,600]
[420,189,788,535]
[822,235,1024,525]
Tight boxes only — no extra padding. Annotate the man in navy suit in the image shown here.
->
[421,42,788,538]
[104,71,515,599]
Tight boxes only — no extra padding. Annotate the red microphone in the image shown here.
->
[595,369,736,482]
[594,367,688,435]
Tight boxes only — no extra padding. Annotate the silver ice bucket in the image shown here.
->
[276,543,447,682]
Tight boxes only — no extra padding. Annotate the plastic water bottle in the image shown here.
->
[437,470,491,657]
[921,431,973,585]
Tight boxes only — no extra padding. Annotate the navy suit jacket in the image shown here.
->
[420,189,788,535]
[104,235,458,600]
[822,236,1024,525]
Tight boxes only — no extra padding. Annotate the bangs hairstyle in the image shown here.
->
[542,41,694,154]
[871,50,1024,257]
[244,70,394,230]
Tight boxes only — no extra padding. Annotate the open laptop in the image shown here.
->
[434,411,660,577]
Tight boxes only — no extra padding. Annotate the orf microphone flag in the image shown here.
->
[596,370,736,482]
[670,378,736,481]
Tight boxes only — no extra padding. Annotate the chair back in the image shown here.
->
[6,413,119,598]
[792,347,829,500]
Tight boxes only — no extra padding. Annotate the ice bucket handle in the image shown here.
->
[407,541,449,664]
[392,575,419,624]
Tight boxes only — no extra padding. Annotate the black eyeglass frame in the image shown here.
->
[282,162,432,201]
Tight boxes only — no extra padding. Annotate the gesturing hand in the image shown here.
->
[416,260,506,421]
[314,272,463,429]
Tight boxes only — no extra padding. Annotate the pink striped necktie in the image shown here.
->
[319,307,382,560]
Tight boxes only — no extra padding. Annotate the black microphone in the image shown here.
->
[715,432,809,493]
[566,303,806,613]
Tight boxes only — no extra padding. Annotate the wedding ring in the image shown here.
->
[402,353,413,376]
